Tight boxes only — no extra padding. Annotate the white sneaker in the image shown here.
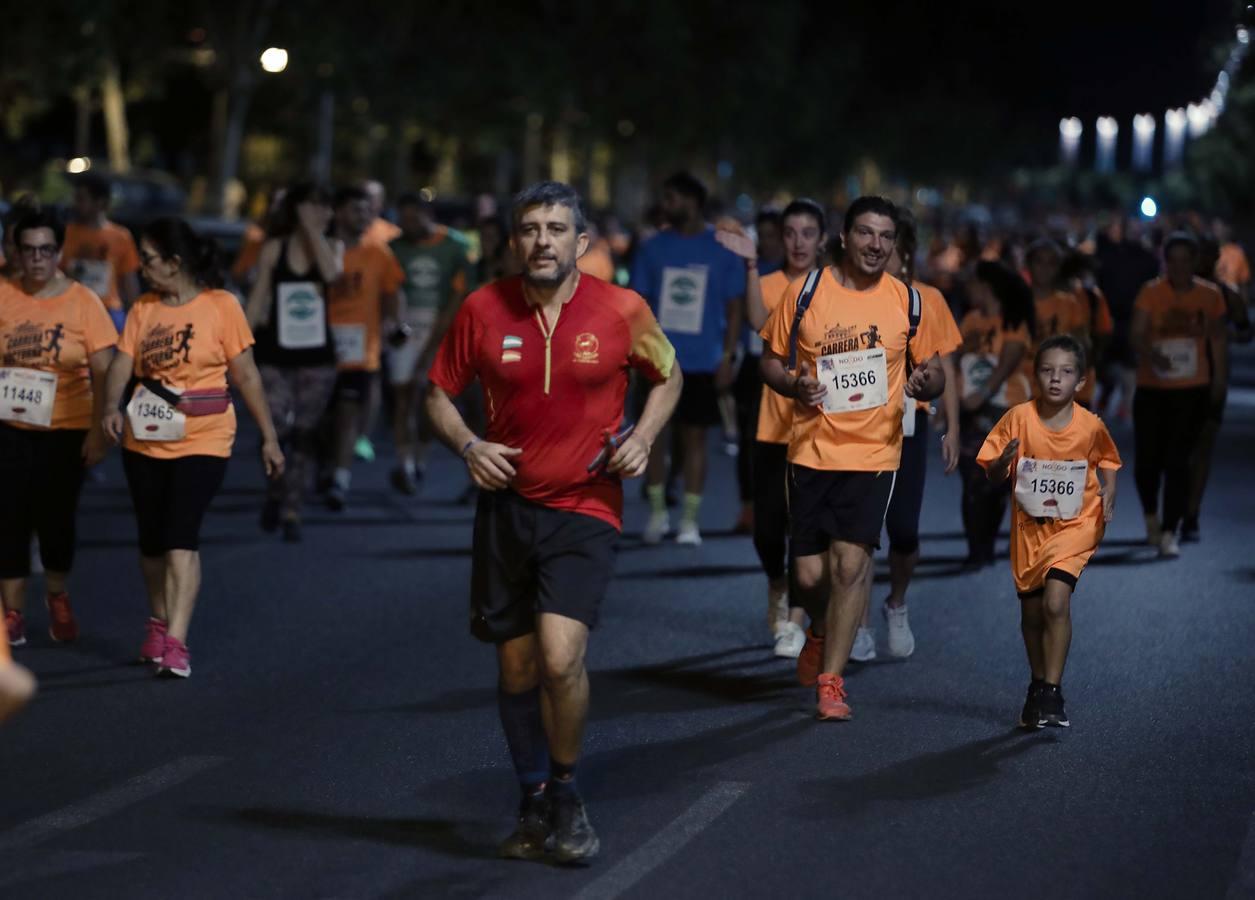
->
[773,621,805,658]
[675,521,702,546]
[1158,531,1180,558]
[850,626,877,662]
[642,511,670,545]
[884,603,915,659]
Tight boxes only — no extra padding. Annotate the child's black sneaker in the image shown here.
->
[1039,683,1070,728]
[1019,679,1046,729]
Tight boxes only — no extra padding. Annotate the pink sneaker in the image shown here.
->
[157,635,191,678]
[5,609,26,647]
[47,592,79,643]
[140,618,167,663]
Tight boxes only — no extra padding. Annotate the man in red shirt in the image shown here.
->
[426,181,681,864]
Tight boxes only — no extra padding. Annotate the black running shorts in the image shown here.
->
[788,465,897,556]
[470,490,619,643]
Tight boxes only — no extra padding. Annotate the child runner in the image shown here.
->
[977,335,1120,728]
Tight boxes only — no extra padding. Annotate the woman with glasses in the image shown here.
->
[0,210,117,647]
[102,218,283,678]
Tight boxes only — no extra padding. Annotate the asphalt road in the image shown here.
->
[3,361,1254,899]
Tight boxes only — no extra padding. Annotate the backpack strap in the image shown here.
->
[786,268,822,370]
[905,283,922,369]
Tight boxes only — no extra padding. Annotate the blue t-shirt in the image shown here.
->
[630,228,745,374]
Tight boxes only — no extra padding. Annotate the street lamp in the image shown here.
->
[1132,114,1156,172]
[1095,116,1118,173]
[1058,117,1082,165]
[260,47,289,74]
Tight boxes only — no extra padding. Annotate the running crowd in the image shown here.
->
[0,171,1249,864]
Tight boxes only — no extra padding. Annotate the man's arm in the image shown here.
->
[608,364,683,477]
[424,382,520,490]
[714,294,744,390]
[906,352,945,402]
[760,350,826,406]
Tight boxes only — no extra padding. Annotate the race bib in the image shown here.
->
[1014,457,1087,520]
[126,385,186,441]
[332,324,367,365]
[72,259,113,298]
[276,281,327,350]
[960,353,1008,406]
[0,368,57,427]
[818,348,888,414]
[657,266,708,335]
[1152,338,1199,380]
[901,391,917,437]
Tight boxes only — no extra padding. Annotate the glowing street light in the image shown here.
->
[1095,116,1118,173]
[66,157,91,174]
[1059,117,1082,165]
[1132,114,1156,172]
[260,47,289,74]
[1140,196,1158,219]
[1187,100,1214,138]
[1164,108,1187,168]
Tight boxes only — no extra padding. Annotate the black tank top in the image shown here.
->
[253,237,336,367]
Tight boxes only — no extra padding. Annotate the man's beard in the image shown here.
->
[523,257,575,287]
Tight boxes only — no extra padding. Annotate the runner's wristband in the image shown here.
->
[460,438,480,458]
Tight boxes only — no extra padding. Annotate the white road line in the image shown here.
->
[571,781,749,900]
[0,755,226,854]
[1228,811,1255,900]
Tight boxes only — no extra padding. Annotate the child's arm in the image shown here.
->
[986,438,1020,484]
[1098,467,1118,523]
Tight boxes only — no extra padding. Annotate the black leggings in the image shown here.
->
[122,451,228,557]
[958,407,1008,563]
[752,441,790,579]
[885,410,928,555]
[0,425,87,578]
[735,356,762,504]
[1133,386,1209,532]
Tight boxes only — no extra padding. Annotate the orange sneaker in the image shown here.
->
[816,673,852,721]
[796,628,825,687]
[46,592,79,643]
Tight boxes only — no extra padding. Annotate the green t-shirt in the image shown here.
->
[389,227,470,314]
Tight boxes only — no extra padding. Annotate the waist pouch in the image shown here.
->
[123,378,231,417]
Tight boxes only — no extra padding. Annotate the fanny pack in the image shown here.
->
[123,378,231,417]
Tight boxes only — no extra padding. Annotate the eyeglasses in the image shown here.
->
[19,244,58,259]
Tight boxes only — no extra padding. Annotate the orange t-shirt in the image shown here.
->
[756,270,793,443]
[363,218,402,247]
[761,269,953,472]
[577,239,616,282]
[62,221,141,312]
[119,290,255,459]
[1133,277,1225,389]
[912,281,962,412]
[958,310,1033,407]
[327,242,405,372]
[977,401,1122,593]
[0,281,117,430]
[1216,242,1251,290]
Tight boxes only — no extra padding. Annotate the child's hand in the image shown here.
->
[1099,484,1116,523]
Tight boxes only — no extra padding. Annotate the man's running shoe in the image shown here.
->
[773,621,805,659]
[157,636,191,678]
[1158,531,1180,559]
[675,521,702,546]
[884,603,915,659]
[850,626,877,662]
[5,609,26,647]
[642,511,670,545]
[139,617,167,663]
[498,791,550,861]
[1019,679,1045,729]
[816,673,852,721]
[1038,683,1069,727]
[354,436,375,462]
[547,791,599,864]
[46,592,79,643]
[796,628,825,686]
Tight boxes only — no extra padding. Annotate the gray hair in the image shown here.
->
[510,181,586,235]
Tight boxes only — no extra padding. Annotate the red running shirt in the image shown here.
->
[428,274,675,530]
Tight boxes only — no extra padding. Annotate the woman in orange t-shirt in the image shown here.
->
[957,260,1034,568]
[102,219,284,679]
[1,210,117,648]
[978,335,1121,729]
